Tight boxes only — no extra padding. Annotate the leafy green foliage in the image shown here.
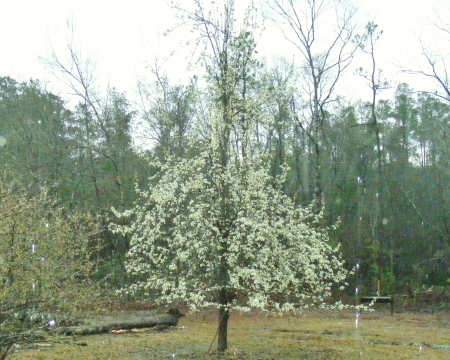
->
[0,181,99,358]
[0,76,72,194]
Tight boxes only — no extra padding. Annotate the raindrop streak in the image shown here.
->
[355,313,360,328]
[31,244,35,253]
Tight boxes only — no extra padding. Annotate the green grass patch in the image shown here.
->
[12,308,450,359]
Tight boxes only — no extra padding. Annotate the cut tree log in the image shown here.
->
[51,314,179,336]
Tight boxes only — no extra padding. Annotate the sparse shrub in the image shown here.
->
[0,180,100,358]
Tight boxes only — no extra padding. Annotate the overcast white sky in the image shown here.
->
[0,0,447,104]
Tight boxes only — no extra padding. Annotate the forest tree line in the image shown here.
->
[1,0,450,308]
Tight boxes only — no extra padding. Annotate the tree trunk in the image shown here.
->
[217,306,230,352]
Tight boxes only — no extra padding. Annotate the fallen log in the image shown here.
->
[51,314,179,336]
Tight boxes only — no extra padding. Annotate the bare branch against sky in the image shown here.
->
[0,0,446,103]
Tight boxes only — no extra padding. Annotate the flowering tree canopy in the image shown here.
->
[112,156,347,311]
[111,0,351,352]
[111,152,349,351]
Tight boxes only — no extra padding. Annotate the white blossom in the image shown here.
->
[112,154,349,313]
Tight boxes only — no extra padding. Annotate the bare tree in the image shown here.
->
[262,57,298,191]
[43,18,101,114]
[266,0,360,208]
[41,18,104,208]
[404,6,450,102]
[355,22,391,294]
[137,64,197,160]
[402,6,450,271]
[42,19,142,286]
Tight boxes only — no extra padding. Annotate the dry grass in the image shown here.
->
[11,307,450,359]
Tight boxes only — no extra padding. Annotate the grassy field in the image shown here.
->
[12,307,450,359]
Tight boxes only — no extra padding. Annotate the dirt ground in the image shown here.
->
[11,306,450,359]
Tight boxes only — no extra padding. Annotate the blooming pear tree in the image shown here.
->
[112,154,349,351]
[112,0,350,353]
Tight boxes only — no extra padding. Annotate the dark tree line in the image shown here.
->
[2,76,450,298]
[1,0,450,320]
